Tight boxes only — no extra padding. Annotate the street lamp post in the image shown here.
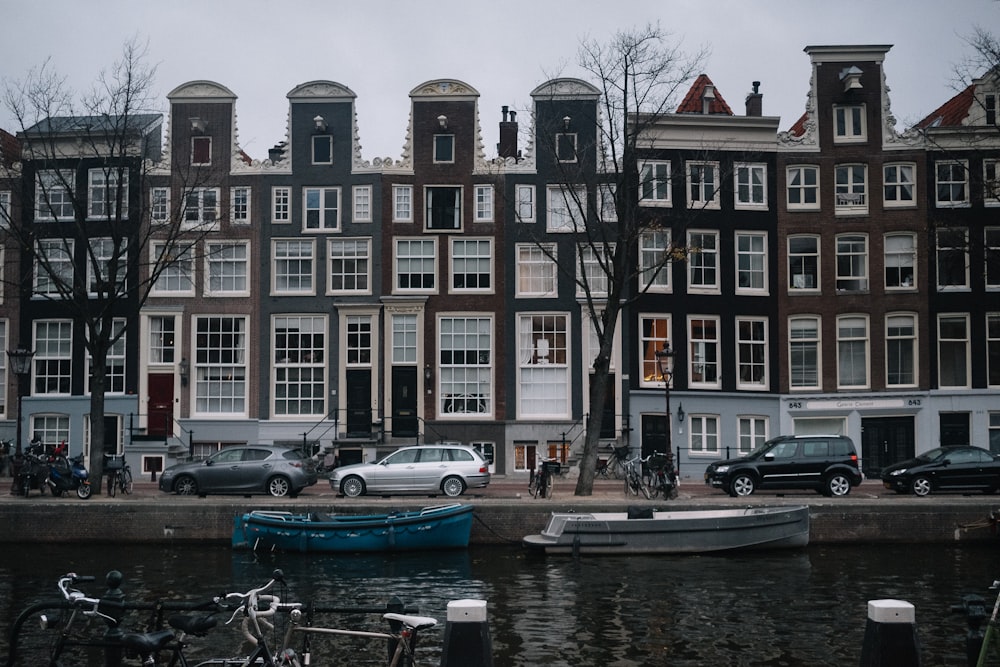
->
[654,342,678,496]
[7,347,35,456]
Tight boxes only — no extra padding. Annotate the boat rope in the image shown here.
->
[472,512,521,545]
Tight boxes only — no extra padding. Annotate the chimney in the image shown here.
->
[701,85,716,114]
[498,105,519,160]
[268,142,286,163]
[745,81,763,117]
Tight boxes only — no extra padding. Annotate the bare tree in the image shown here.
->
[1,39,216,493]
[524,24,707,495]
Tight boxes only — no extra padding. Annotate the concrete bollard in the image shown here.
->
[859,599,921,666]
[440,599,492,667]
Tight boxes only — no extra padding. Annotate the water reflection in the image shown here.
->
[1,543,995,666]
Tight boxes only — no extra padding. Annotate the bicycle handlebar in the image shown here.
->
[54,573,120,624]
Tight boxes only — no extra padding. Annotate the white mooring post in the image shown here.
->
[859,599,921,666]
[440,599,492,667]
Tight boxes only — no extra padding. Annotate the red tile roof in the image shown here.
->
[676,74,734,115]
[0,128,20,166]
[915,84,975,129]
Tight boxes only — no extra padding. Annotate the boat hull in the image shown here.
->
[234,504,474,553]
[522,506,810,555]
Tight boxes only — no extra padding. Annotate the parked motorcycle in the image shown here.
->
[46,452,92,499]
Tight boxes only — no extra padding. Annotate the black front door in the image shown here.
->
[392,366,418,438]
[345,369,372,437]
[641,414,667,459]
[861,416,915,477]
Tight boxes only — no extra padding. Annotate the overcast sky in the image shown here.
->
[2,0,998,161]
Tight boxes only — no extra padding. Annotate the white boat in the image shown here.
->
[522,505,809,555]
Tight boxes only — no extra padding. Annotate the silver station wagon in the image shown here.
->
[329,444,491,498]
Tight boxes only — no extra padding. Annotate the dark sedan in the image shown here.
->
[881,445,1000,496]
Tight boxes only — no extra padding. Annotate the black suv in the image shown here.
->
[704,435,863,497]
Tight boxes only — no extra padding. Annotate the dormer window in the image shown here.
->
[191,136,211,166]
[312,135,332,164]
[986,93,997,126]
[556,133,577,162]
[433,134,454,163]
[834,105,866,143]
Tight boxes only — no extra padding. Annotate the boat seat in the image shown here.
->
[310,512,333,522]
[626,506,654,520]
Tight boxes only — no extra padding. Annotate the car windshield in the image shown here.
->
[914,447,951,462]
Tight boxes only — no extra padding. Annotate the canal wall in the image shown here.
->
[0,497,995,545]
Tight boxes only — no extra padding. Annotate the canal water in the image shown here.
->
[1,543,996,666]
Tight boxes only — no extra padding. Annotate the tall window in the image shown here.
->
[272,316,327,415]
[837,315,869,389]
[836,234,868,292]
[191,136,211,165]
[834,105,866,142]
[688,231,719,291]
[184,188,219,228]
[206,242,249,295]
[353,185,372,223]
[1,190,12,228]
[555,133,577,162]
[149,316,176,364]
[426,186,461,230]
[451,239,491,291]
[689,415,719,455]
[885,234,916,289]
[936,227,969,290]
[985,160,1000,206]
[987,228,1000,289]
[87,318,125,394]
[936,161,969,207]
[738,416,768,455]
[518,314,569,417]
[346,315,372,365]
[150,187,170,223]
[152,243,194,295]
[599,184,618,222]
[312,135,332,164]
[938,314,970,388]
[272,240,314,294]
[433,134,454,163]
[578,244,611,296]
[474,185,494,222]
[392,314,418,364]
[835,164,868,214]
[195,316,247,415]
[516,245,556,297]
[687,161,720,209]
[737,318,767,389]
[547,186,584,232]
[88,168,128,219]
[735,163,767,208]
[786,165,819,210]
[34,320,72,394]
[272,187,290,223]
[395,239,435,291]
[788,235,819,291]
[32,415,69,450]
[639,161,671,206]
[36,170,75,221]
[34,240,73,296]
[884,163,915,207]
[640,230,671,291]
[439,317,492,416]
[789,316,821,390]
[886,313,916,387]
[988,314,1000,387]
[329,239,370,293]
[516,185,535,222]
[393,185,413,222]
[640,315,670,385]
[304,187,340,230]
[88,238,126,295]
[230,186,250,224]
[736,232,766,292]
[688,317,720,388]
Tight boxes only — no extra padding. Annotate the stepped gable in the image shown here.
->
[676,74,734,115]
[915,83,975,129]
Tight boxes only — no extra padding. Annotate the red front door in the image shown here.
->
[148,374,174,436]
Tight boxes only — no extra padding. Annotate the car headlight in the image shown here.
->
[714,465,730,474]
[889,468,906,476]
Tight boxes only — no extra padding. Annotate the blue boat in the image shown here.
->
[232,503,475,553]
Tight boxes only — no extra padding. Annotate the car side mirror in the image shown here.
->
[763,453,775,461]
[205,459,213,466]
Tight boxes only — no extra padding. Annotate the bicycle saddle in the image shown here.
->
[169,613,218,636]
[383,612,438,630]
[121,629,175,653]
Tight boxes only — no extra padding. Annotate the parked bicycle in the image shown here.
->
[643,452,678,500]
[595,444,629,479]
[106,454,133,497]
[953,578,1000,667]
[530,459,560,499]
[35,572,125,666]
[623,455,650,499]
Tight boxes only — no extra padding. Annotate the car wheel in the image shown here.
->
[174,475,198,496]
[729,474,756,497]
[911,476,932,497]
[267,476,291,497]
[341,476,366,498]
[824,474,853,497]
[441,476,466,498]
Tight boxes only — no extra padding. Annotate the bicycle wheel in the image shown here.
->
[543,474,553,499]
[530,474,541,499]
[609,457,625,480]
[108,473,117,498]
[121,467,133,495]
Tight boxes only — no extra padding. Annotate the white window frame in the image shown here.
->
[833,104,867,143]
[884,233,917,290]
[345,314,373,367]
[836,234,868,292]
[687,161,720,210]
[789,316,821,390]
[328,238,371,295]
[547,185,585,233]
[86,318,126,394]
[986,227,1000,290]
[87,168,128,220]
[737,416,769,455]
[837,314,870,390]
[988,313,1000,387]
[438,315,493,418]
[150,187,170,224]
[639,314,670,387]
[353,185,372,223]
[516,184,535,222]
[984,159,1000,207]
[886,312,918,388]
[303,186,340,231]
[230,186,251,225]
[935,160,970,208]
[515,244,557,298]
[688,316,720,389]
[518,313,570,419]
[205,241,250,296]
[34,239,73,297]
[425,186,462,231]
[87,238,127,296]
[0,190,11,228]
[433,134,455,163]
[735,231,767,294]
[640,230,671,292]
[394,238,436,293]
[34,319,73,395]
[938,313,970,389]
[272,186,291,223]
[688,230,719,293]
[555,132,577,163]
[834,164,868,214]
[148,315,176,365]
[312,135,333,165]
[736,317,768,390]
[392,313,418,365]
[193,315,248,416]
[689,414,719,456]
[599,184,618,222]
[786,165,819,211]
[151,242,194,296]
[734,163,767,210]
[271,239,315,295]
[474,185,494,222]
[183,187,220,229]
[450,238,493,293]
[788,235,820,291]
[393,185,413,222]
[639,161,671,207]
[936,227,970,291]
[883,163,916,208]
[577,244,612,297]
[191,136,211,166]
[35,170,75,221]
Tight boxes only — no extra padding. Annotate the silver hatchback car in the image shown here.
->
[329,444,491,497]
[159,445,318,497]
